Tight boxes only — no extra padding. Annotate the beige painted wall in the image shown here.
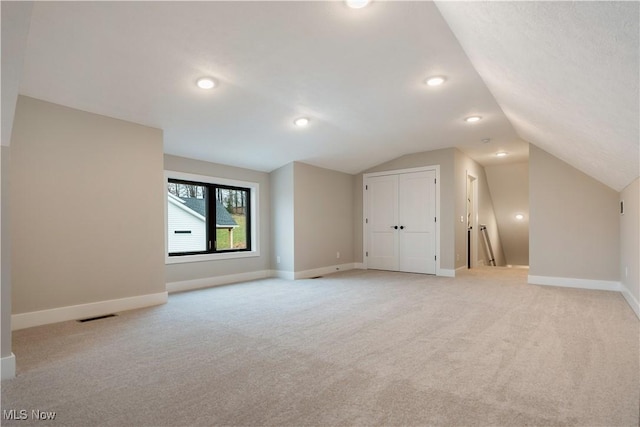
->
[293,162,354,272]
[620,178,639,307]
[355,148,456,270]
[529,145,619,280]
[164,155,271,282]
[270,163,294,273]
[10,96,166,314]
[485,161,529,266]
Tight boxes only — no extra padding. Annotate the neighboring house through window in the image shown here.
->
[165,171,259,263]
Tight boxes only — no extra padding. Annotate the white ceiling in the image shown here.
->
[436,1,639,191]
[17,1,526,174]
[11,1,638,189]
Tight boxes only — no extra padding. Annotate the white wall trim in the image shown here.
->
[363,165,442,178]
[358,265,454,277]
[294,263,355,280]
[1,353,16,379]
[621,286,640,320]
[465,170,479,268]
[11,292,168,331]
[167,270,271,293]
[272,264,356,280]
[439,268,456,278]
[528,275,622,292]
[271,270,295,280]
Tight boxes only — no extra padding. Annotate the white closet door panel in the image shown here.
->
[398,171,436,274]
[370,233,398,270]
[400,234,436,273]
[367,175,398,271]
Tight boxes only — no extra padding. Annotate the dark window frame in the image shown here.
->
[168,178,252,257]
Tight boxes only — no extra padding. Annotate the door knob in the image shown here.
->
[391,225,398,229]
[400,226,405,230]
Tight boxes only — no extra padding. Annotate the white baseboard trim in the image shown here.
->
[336,264,450,277]
[621,286,640,320]
[294,263,356,280]
[271,264,355,280]
[167,270,271,294]
[1,353,16,379]
[12,292,168,331]
[271,270,295,280]
[439,268,456,277]
[528,275,622,292]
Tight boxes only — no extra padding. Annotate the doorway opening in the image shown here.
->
[466,173,478,269]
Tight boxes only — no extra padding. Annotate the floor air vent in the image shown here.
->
[77,314,117,323]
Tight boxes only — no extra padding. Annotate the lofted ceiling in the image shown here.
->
[436,1,639,191]
[8,1,639,190]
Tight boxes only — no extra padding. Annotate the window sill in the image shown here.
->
[165,249,260,265]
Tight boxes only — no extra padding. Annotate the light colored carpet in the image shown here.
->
[2,268,639,426]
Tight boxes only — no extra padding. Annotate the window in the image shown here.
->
[165,171,259,263]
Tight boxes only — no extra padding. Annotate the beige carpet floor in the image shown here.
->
[2,267,639,426]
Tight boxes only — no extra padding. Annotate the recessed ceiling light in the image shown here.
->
[294,117,310,127]
[496,151,508,157]
[425,76,446,86]
[515,214,525,220]
[196,77,216,89]
[464,116,482,123]
[346,0,370,9]
[481,138,491,144]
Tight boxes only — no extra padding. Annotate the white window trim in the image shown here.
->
[164,170,260,264]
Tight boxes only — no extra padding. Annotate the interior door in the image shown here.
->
[398,171,436,274]
[367,174,399,271]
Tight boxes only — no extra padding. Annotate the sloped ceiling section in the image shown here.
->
[436,1,639,191]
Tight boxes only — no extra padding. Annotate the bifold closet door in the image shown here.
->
[366,170,436,274]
